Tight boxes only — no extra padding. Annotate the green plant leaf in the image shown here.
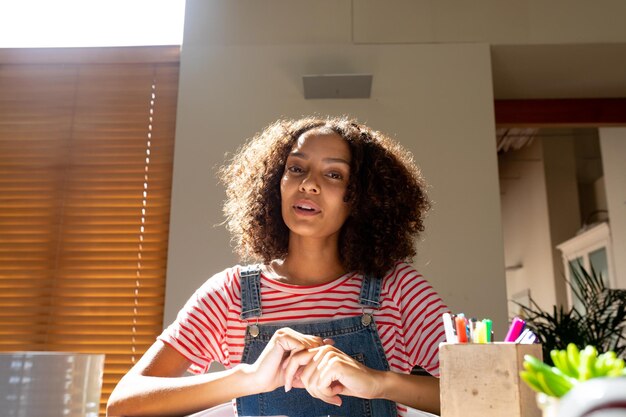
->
[513,263,626,363]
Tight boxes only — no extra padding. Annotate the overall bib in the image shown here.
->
[235,266,399,417]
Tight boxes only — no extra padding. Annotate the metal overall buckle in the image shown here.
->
[361,307,373,327]
[247,318,260,338]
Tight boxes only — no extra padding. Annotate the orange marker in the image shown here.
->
[455,316,468,343]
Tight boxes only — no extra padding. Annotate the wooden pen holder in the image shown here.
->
[439,342,542,417]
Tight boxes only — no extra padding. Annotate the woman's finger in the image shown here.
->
[274,329,321,352]
[296,346,344,406]
[312,349,345,405]
[283,348,316,392]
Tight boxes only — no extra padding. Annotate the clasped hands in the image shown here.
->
[248,327,384,406]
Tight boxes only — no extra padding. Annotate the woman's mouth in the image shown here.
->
[293,200,321,215]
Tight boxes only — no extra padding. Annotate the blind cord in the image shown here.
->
[132,77,156,364]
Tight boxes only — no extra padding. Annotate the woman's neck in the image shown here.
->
[270,236,346,286]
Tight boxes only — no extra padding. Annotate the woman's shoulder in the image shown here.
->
[381,261,441,300]
[382,261,426,284]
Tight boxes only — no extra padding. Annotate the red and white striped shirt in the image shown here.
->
[159,261,447,414]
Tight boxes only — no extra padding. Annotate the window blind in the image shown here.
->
[0,47,179,415]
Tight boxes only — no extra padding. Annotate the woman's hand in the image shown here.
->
[283,344,383,406]
[249,327,326,393]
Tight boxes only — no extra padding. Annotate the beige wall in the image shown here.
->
[165,0,626,341]
[165,0,509,336]
[499,141,555,312]
[499,133,608,313]
[353,0,626,44]
[500,125,626,315]
[543,137,582,306]
[180,0,626,47]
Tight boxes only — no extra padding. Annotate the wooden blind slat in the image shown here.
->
[0,48,178,416]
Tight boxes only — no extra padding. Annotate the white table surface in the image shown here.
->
[187,402,437,417]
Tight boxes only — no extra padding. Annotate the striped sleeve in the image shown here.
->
[157,267,235,374]
[393,264,448,377]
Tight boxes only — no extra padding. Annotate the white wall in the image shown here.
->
[600,128,626,288]
[500,134,587,313]
[165,1,509,336]
[500,141,555,312]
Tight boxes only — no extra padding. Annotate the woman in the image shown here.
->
[107,117,447,417]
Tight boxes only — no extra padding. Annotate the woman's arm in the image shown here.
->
[378,370,440,415]
[106,341,257,417]
[107,328,326,417]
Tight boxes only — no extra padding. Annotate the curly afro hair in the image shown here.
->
[219,116,430,278]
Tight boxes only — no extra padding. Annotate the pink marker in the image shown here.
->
[504,317,525,342]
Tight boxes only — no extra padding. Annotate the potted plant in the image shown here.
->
[520,343,626,417]
[515,264,626,416]
[516,264,626,365]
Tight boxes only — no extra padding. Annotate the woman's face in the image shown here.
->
[280,130,351,242]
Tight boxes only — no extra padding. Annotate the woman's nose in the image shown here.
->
[299,175,320,194]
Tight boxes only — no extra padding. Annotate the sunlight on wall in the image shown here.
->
[0,0,185,47]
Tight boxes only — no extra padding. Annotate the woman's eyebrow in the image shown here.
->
[288,152,350,165]
[323,157,350,165]
[288,151,307,159]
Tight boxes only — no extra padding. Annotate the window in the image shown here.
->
[557,222,615,310]
[0,46,179,415]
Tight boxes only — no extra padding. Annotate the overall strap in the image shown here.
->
[239,265,262,320]
[358,273,382,309]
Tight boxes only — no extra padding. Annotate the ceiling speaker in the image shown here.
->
[302,74,372,99]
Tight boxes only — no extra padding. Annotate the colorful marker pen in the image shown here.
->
[504,316,525,342]
[469,318,478,343]
[455,316,468,343]
[514,328,530,343]
[442,313,457,343]
[483,319,492,343]
[475,321,486,343]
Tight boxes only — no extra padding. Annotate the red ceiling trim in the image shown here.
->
[494,98,626,127]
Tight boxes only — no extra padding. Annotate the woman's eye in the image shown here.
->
[287,165,303,173]
[327,172,343,180]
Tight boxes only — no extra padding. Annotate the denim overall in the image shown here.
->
[236,266,398,417]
